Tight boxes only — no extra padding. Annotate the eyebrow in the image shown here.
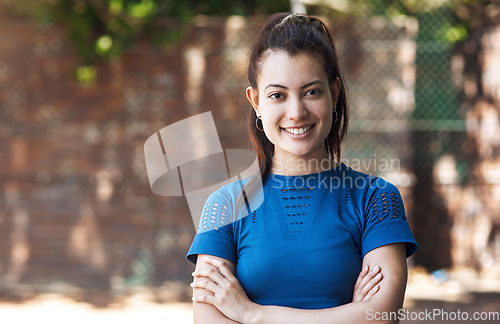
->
[264,80,324,90]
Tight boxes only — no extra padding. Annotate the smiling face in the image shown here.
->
[247,50,340,173]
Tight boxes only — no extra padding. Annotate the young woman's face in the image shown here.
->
[247,50,339,164]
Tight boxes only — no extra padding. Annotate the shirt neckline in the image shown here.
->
[267,163,346,188]
[269,162,345,178]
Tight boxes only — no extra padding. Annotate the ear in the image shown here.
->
[246,86,260,116]
[330,77,341,107]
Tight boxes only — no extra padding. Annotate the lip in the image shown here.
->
[281,124,313,129]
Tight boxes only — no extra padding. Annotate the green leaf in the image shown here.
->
[445,25,468,43]
[75,65,97,86]
[128,0,156,18]
[95,35,113,55]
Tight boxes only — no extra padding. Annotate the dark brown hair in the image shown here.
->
[247,13,349,180]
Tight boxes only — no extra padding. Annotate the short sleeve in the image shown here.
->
[186,189,237,265]
[361,178,418,258]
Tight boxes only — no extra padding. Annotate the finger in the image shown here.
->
[205,257,235,280]
[357,272,382,300]
[190,278,221,295]
[353,266,381,301]
[362,284,380,301]
[204,259,242,292]
[192,267,226,285]
[356,265,380,290]
[192,276,216,286]
[354,265,369,288]
[369,272,383,287]
[192,294,216,305]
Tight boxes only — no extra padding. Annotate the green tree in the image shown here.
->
[34,0,289,84]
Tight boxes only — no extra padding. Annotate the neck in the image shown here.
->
[271,152,337,176]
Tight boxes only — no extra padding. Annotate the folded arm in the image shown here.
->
[193,243,407,324]
[246,243,407,324]
[192,255,240,323]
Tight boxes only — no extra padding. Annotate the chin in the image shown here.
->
[285,148,317,159]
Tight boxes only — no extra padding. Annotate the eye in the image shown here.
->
[269,92,284,100]
[306,89,322,96]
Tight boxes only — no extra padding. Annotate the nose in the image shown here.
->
[286,96,309,120]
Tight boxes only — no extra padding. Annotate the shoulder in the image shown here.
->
[204,176,254,214]
[335,165,403,213]
[343,167,408,221]
[205,178,246,202]
[337,164,398,193]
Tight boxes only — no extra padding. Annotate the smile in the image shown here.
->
[283,125,313,135]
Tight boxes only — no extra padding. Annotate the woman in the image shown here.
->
[187,13,417,323]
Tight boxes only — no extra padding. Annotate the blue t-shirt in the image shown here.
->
[187,163,417,309]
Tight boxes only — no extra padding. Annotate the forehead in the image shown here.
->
[257,50,327,87]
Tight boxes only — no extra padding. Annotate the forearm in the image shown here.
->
[194,303,241,324]
[193,246,407,324]
[247,244,408,324]
[193,255,242,324]
[248,300,397,324]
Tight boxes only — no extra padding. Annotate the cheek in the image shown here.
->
[321,111,334,133]
[258,113,273,133]
[260,108,279,125]
[262,119,279,135]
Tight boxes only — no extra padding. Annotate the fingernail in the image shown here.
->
[372,285,379,291]
[190,282,194,287]
[371,266,380,272]
[363,265,368,272]
[375,273,382,279]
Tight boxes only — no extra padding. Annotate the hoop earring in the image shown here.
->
[332,109,338,124]
[255,116,264,131]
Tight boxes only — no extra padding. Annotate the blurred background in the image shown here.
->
[0,0,499,322]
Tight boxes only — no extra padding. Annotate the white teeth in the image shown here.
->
[284,125,312,135]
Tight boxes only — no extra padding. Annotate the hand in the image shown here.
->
[191,257,259,323]
[352,265,382,302]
